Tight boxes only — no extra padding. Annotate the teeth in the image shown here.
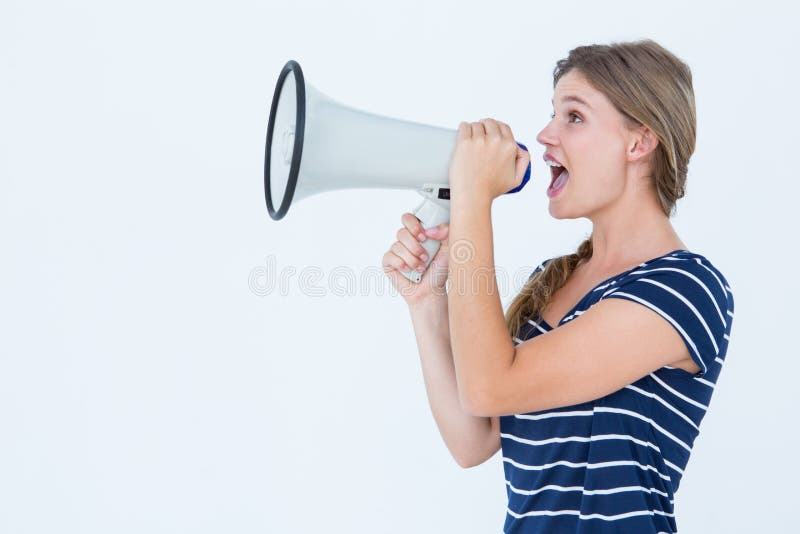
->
[545,160,562,167]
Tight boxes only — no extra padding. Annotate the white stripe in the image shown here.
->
[504,480,670,498]
[505,481,583,496]
[591,252,694,295]
[663,458,684,475]
[503,457,588,470]
[501,432,661,453]
[507,507,675,521]
[513,336,523,344]
[624,384,699,431]
[586,460,672,482]
[649,372,708,410]
[594,407,691,453]
[527,318,549,334]
[580,508,675,521]
[606,291,708,374]
[561,309,586,323]
[694,376,715,389]
[593,279,619,293]
[583,485,670,498]
[727,309,734,318]
[723,333,729,340]
[635,277,720,355]
[628,266,726,328]
[715,356,724,365]
[502,457,671,481]
[515,409,594,421]
[693,257,729,297]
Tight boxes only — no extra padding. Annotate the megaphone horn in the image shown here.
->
[265,59,531,283]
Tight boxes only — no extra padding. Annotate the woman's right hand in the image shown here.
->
[382,212,450,307]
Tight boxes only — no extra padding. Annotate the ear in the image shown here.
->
[627,125,659,163]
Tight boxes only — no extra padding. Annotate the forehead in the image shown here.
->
[552,70,602,109]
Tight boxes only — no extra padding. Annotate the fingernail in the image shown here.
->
[416,265,425,272]
[420,253,428,262]
[426,226,437,235]
[417,232,426,242]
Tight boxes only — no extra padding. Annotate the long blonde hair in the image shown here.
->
[505,39,697,338]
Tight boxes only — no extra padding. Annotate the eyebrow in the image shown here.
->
[552,95,592,109]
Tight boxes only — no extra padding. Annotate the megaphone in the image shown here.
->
[265,59,531,283]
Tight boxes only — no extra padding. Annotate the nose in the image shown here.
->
[536,119,557,147]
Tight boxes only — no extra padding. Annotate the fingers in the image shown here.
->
[382,248,409,273]
[469,118,516,152]
[401,212,427,242]
[395,226,428,264]
[470,121,486,138]
[498,121,513,140]
[480,118,502,138]
[383,212,432,273]
[463,119,511,140]
[457,121,471,142]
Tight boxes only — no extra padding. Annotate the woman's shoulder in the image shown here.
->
[641,249,733,297]
[608,249,734,319]
[530,249,733,304]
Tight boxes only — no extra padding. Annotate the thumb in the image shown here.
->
[515,146,531,186]
[425,223,449,244]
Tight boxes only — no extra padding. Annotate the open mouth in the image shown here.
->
[549,163,565,183]
[548,162,570,191]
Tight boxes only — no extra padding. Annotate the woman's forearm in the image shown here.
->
[408,294,496,468]
[447,197,515,413]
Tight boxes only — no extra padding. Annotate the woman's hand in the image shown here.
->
[449,118,531,205]
[382,212,450,307]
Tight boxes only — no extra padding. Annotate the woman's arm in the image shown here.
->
[408,294,501,468]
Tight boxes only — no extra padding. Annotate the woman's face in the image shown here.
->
[536,69,635,221]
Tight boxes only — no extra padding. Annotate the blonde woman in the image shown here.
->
[382,39,734,534]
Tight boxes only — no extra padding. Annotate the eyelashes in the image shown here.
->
[549,112,583,123]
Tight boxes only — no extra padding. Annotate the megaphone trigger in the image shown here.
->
[398,188,451,284]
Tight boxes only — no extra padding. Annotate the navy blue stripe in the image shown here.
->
[501,251,733,533]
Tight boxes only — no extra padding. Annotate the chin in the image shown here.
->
[548,208,579,220]
[548,200,581,220]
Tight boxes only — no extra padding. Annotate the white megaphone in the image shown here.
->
[265,59,531,283]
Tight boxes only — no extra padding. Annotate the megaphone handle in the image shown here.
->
[399,197,450,284]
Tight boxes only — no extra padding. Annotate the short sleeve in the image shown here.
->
[601,258,733,378]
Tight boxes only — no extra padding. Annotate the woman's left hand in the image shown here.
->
[448,118,531,204]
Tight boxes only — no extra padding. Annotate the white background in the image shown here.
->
[1,1,797,533]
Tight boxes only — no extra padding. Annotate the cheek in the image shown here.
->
[571,156,625,206]
[591,174,625,200]
[579,142,626,189]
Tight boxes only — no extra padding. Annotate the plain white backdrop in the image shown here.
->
[1,1,797,532]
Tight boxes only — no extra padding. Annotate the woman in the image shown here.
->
[382,39,734,533]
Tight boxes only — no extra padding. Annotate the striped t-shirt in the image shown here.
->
[500,249,734,533]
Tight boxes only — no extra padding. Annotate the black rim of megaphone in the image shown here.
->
[265,60,306,221]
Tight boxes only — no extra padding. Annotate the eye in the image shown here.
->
[549,111,583,123]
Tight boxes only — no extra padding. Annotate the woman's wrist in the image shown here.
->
[407,291,448,314]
